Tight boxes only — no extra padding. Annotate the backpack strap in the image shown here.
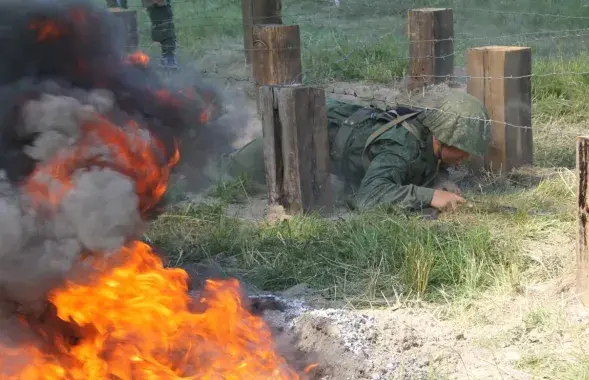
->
[361,112,422,170]
[331,107,376,174]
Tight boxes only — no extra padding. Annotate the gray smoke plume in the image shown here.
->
[0,83,146,315]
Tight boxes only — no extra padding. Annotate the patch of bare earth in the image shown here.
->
[248,233,583,380]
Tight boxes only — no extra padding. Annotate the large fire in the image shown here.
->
[9,243,301,379]
[5,104,303,379]
[0,1,310,378]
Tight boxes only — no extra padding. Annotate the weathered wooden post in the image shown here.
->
[466,46,533,173]
[577,137,589,306]
[108,8,138,51]
[252,24,302,85]
[242,0,282,63]
[407,8,454,90]
[253,24,332,215]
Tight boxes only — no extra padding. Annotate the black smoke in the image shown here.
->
[0,0,229,184]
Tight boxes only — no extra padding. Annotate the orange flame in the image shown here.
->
[24,116,175,213]
[126,51,150,68]
[4,242,301,379]
[2,105,307,378]
[29,19,65,42]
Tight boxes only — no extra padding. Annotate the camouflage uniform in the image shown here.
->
[214,91,490,211]
[105,0,177,68]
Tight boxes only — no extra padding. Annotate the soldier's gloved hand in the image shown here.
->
[431,189,466,211]
[434,179,462,195]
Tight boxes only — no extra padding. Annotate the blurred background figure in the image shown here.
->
[105,0,178,70]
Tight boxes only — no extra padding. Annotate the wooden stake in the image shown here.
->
[467,46,533,173]
[242,0,282,63]
[407,8,454,90]
[578,136,589,306]
[258,85,332,214]
[252,24,302,86]
[108,8,138,51]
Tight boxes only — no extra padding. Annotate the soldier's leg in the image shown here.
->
[105,0,127,8]
[146,0,178,69]
[202,138,266,186]
[223,138,266,184]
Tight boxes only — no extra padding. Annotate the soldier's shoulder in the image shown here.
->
[370,122,422,148]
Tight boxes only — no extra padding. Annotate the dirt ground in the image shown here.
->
[257,254,583,380]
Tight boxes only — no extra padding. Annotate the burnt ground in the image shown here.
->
[252,270,582,380]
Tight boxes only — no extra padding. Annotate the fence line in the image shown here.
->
[129,27,589,47]
[458,7,589,20]
[126,32,589,70]
[188,71,581,138]
[118,3,589,21]
[192,68,589,84]
[110,5,589,141]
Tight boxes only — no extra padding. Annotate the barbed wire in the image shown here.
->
[175,69,587,137]
[196,69,589,84]
[458,7,589,21]
[128,28,589,55]
[118,2,589,140]
[110,3,589,25]
[114,2,589,21]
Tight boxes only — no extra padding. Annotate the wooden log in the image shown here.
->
[252,24,302,86]
[407,8,454,90]
[578,136,589,306]
[242,0,283,63]
[466,46,533,173]
[108,8,138,51]
[258,85,332,215]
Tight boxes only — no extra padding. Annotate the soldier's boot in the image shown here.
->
[160,39,178,70]
[148,4,179,70]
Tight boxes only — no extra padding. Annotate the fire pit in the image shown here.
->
[0,0,315,378]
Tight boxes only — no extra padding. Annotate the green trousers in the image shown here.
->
[105,0,176,55]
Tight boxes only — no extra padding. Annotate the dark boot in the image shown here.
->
[160,52,179,70]
[147,4,178,70]
[160,39,179,70]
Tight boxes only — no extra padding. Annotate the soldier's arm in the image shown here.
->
[355,139,435,210]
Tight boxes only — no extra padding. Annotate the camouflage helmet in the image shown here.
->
[416,91,491,157]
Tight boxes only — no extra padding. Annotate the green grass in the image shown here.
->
[207,174,257,204]
[148,168,575,305]
[149,201,506,302]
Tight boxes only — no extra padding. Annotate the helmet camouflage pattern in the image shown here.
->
[416,91,491,157]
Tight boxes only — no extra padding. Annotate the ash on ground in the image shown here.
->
[252,286,432,380]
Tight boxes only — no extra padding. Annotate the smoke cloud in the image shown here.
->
[0,0,238,332]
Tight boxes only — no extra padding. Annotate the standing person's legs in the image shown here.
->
[144,0,178,69]
[105,0,128,8]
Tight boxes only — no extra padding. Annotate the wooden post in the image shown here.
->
[258,85,332,214]
[253,24,330,214]
[252,24,302,86]
[109,8,138,51]
[242,0,282,63]
[407,8,454,90]
[577,136,589,306]
[466,46,533,173]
